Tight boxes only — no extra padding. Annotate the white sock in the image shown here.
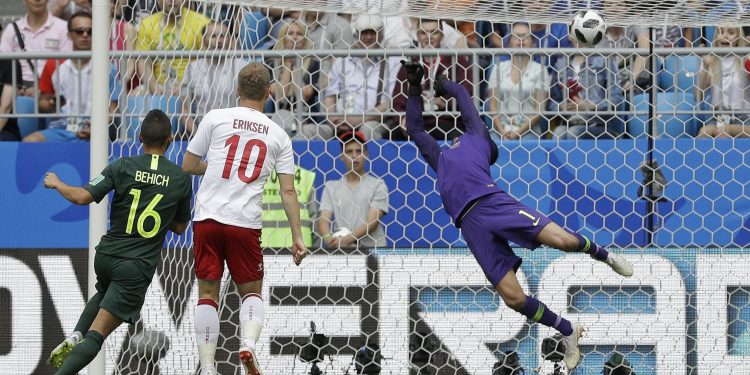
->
[240,293,265,349]
[195,299,220,368]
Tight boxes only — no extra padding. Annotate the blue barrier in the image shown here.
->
[1,139,749,248]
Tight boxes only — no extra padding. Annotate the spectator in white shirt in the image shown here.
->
[323,14,402,140]
[0,0,72,96]
[24,11,121,142]
[697,26,750,138]
[180,21,247,137]
[488,22,550,139]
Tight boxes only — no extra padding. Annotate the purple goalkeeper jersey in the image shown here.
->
[406,80,502,225]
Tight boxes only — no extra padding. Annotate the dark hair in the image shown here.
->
[140,110,172,147]
[338,130,367,152]
[237,62,271,101]
[68,10,92,31]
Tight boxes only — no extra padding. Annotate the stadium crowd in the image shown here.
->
[0,0,749,143]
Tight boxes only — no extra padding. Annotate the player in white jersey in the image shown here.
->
[183,62,308,375]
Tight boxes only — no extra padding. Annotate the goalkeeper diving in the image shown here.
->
[400,60,634,371]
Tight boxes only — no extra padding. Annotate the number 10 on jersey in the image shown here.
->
[222,134,267,183]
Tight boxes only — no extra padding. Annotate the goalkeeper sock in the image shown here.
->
[54,330,104,375]
[195,298,220,368]
[240,293,265,349]
[572,232,609,261]
[520,296,573,336]
[74,292,103,334]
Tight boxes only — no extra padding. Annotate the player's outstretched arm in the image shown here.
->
[44,172,95,205]
[182,151,207,175]
[401,60,441,170]
[434,76,490,139]
[278,173,308,265]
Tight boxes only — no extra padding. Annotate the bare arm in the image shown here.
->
[122,23,138,85]
[137,59,163,95]
[278,173,304,242]
[279,173,308,265]
[317,209,333,238]
[272,60,295,100]
[302,84,316,103]
[324,94,343,124]
[361,101,388,123]
[0,85,13,132]
[180,96,197,136]
[696,56,712,104]
[50,0,70,18]
[632,30,650,81]
[182,151,208,175]
[44,172,95,205]
[527,88,547,130]
[489,88,505,134]
[344,207,384,243]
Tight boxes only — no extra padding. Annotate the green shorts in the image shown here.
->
[94,253,155,324]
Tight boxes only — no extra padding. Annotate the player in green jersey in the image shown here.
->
[45,109,193,375]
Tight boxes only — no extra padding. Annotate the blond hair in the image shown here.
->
[238,62,271,101]
[272,20,312,72]
[702,27,748,106]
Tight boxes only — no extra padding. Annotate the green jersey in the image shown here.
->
[84,154,192,271]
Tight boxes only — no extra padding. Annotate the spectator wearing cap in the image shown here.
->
[317,130,389,250]
[0,0,72,96]
[322,14,403,140]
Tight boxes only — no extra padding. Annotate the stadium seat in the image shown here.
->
[629,92,700,138]
[658,55,701,93]
[15,96,45,139]
[123,95,180,140]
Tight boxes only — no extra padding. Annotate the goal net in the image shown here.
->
[24,0,750,373]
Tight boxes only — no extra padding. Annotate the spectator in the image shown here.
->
[49,0,91,20]
[0,0,72,97]
[299,11,353,90]
[135,0,211,95]
[392,18,473,141]
[318,131,389,250]
[602,0,650,93]
[552,33,624,140]
[262,167,317,248]
[653,26,693,49]
[268,19,321,138]
[322,14,402,140]
[301,11,353,52]
[381,16,467,49]
[488,22,550,140]
[110,0,137,92]
[180,21,246,137]
[697,26,750,138]
[24,11,121,142]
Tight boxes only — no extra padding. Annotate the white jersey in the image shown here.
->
[187,106,295,228]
